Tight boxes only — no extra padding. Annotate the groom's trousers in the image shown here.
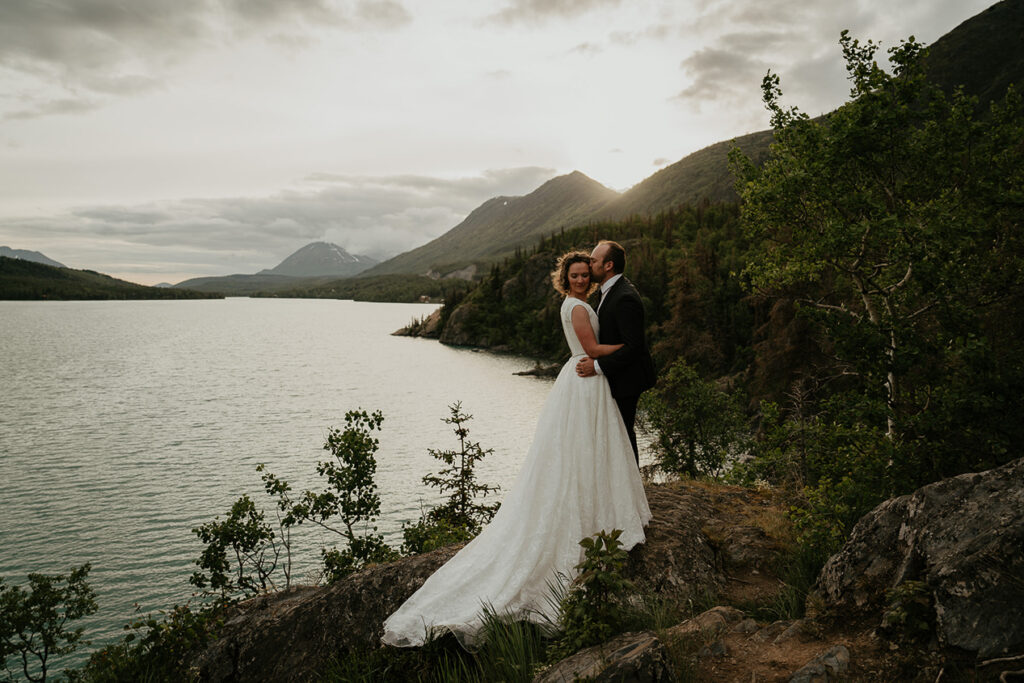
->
[615,394,640,467]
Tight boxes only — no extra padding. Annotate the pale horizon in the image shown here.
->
[0,0,994,285]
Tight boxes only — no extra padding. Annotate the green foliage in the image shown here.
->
[1,564,97,682]
[641,358,749,479]
[882,580,934,641]
[402,403,500,556]
[745,541,830,623]
[721,29,1024,552]
[400,514,476,556]
[326,608,548,683]
[733,31,1024,479]
[550,529,635,660]
[321,535,398,584]
[258,409,398,582]
[733,394,894,555]
[69,604,221,682]
[472,608,548,683]
[189,495,282,599]
[422,402,500,529]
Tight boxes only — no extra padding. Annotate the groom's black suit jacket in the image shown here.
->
[595,276,656,400]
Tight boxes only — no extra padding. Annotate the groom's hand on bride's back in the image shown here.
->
[576,357,597,377]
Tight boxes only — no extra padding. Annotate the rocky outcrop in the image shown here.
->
[816,457,1024,658]
[392,308,442,338]
[437,302,481,346]
[191,543,464,681]
[189,481,789,681]
[534,631,675,683]
[513,362,561,377]
[625,484,722,597]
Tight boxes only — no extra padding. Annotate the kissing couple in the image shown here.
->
[383,240,657,647]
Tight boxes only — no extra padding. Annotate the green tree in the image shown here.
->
[402,402,500,555]
[259,409,398,581]
[640,358,748,478]
[1,564,97,682]
[190,494,283,599]
[731,31,1024,487]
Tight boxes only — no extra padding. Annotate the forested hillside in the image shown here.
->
[427,24,1024,562]
[0,257,219,300]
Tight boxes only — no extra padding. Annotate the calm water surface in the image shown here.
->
[0,298,562,669]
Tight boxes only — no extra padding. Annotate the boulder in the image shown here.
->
[534,631,675,683]
[625,484,723,598]
[438,302,480,346]
[664,606,745,640]
[192,543,463,681]
[788,645,850,683]
[816,457,1024,657]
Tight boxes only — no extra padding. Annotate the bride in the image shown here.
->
[381,250,652,647]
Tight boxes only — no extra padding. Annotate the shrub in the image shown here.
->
[641,358,749,478]
[549,529,634,660]
[402,402,499,555]
[1,564,97,682]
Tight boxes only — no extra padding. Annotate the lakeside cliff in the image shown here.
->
[186,459,1024,681]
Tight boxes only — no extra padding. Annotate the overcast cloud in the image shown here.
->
[0,0,410,121]
[1,167,554,281]
[0,0,997,284]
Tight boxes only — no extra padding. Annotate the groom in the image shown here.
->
[575,240,656,465]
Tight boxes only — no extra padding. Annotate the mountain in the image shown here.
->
[921,0,1024,111]
[0,246,66,268]
[172,242,377,294]
[0,256,218,300]
[260,241,378,278]
[599,128,776,217]
[597,0,1024,221]
[362,171,619,277]
[362,1,1023,279]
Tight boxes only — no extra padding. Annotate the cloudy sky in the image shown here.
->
[0,0,994,284]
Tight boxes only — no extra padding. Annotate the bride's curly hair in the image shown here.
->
[551,251,596,296]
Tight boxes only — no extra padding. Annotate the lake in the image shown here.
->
[0,297,574,670]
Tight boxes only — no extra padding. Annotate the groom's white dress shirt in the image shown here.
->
[592,273,622,376]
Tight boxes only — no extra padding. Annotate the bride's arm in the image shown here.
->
[571,305,623,358]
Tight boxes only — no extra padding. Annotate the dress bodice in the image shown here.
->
[561,297,599,357]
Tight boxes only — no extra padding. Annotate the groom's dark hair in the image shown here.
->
[598,240,625,274]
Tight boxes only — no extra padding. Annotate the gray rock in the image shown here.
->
[751,619,792,643]
[625,485,724,600]
[666,605,745,640]
[703,522,778,570]
[534,631,675,683]
[774,618,809,644]
[816,457,1024,657]
[697,638,728,658]
[191,543,464,681]
[788,645,850,683]
[438,302,481,346]
[734,618,759,634]
[392,308,441,338]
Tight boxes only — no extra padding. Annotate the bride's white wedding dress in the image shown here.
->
[381,297,651,647]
